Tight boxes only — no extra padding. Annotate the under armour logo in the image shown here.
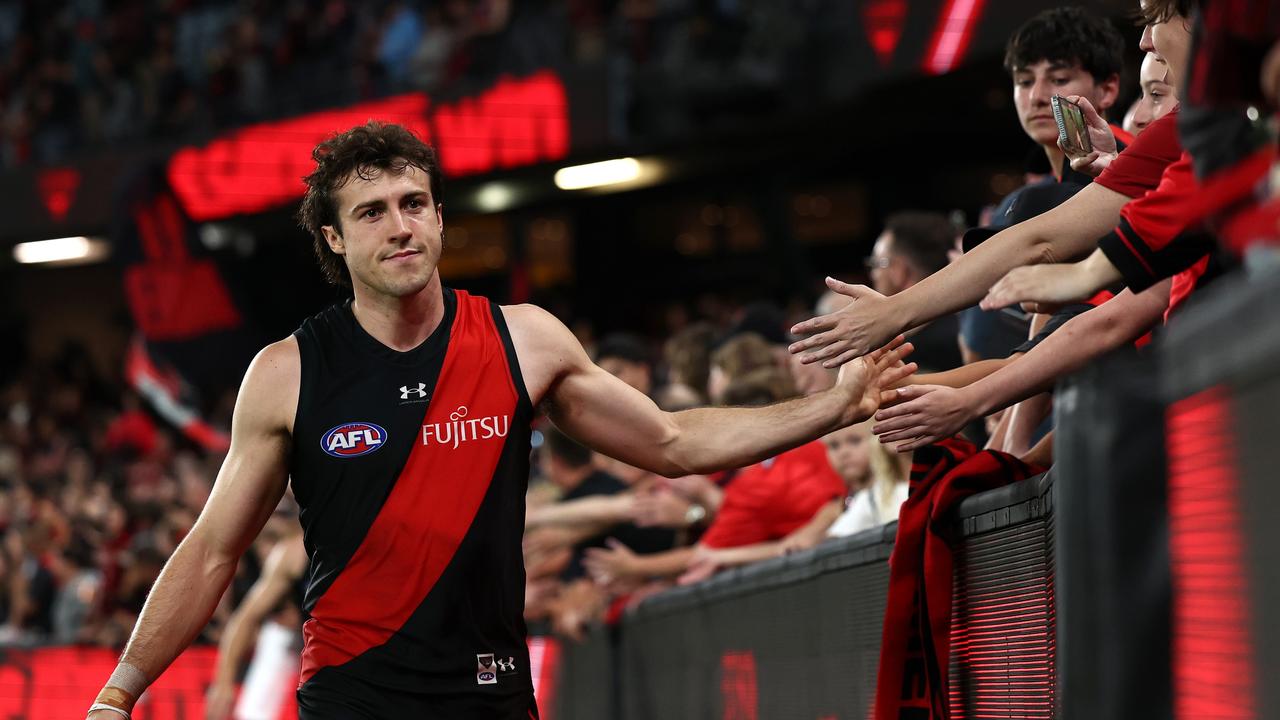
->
[400,383,427,400]
[497,657,516,672]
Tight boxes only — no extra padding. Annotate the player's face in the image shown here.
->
[323,164,443,299]
[1012,60,1113,147]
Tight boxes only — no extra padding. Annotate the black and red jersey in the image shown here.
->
[289,287,537,716]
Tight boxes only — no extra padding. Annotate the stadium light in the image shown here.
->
[554,158,643,190]
[13,236,109,266]
[475,183,516,212]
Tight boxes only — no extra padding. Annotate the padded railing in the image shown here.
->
[552,473,1055,720]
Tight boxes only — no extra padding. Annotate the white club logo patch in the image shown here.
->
[476,653,497,685]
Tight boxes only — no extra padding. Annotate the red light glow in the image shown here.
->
[1166,388,1254,720]
[37,168,81,222]
[168,72,569,222]
[923,0,987,75]
[862,0,908,67]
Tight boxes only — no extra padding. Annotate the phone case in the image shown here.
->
[1051,96,1070,150]
[1051,95,1092,155]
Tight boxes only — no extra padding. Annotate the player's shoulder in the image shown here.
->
[498,302,559,326]
[498,303,579,351]
[497,303,591,406]
[237,337,302,422]
[251,336,301,379]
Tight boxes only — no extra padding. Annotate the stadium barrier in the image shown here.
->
[551,473,1056,720]
[1158,263,1280,720]
[548,265,1280,720]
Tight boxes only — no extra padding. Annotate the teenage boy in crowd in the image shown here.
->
[789,1,1198,369]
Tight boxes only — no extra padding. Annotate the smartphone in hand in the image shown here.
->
[1051,95,1093,156]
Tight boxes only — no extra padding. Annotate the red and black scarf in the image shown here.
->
[874,438,1044,720]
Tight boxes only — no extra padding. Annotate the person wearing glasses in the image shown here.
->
[864,211,962,373]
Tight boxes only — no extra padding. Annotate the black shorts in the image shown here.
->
[297,675,539,720]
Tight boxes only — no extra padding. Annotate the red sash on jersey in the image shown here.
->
[299,291,521,685]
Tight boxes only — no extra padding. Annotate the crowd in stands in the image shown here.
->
[0,2,1276,707]
[0,0,568,167]
[0,0,827,169]
[518,0,1280,642]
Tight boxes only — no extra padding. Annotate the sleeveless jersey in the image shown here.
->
[289,288,535,708]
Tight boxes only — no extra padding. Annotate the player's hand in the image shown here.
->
[873,384,976,452]
[835,336,917,424]
[789,278,901,368]
[1058,95,1117,175]
[980,263,1094,311]
[205,680,236,720]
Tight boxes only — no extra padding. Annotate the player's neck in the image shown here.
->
[350,273,446,352]
[1042,144,1065,181]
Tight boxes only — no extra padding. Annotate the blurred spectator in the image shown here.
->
[707,332,783,404]
[0,340,235,649]
[659,322,716,405]
[867,211,963,371]
[594,333,654,396]
[827,427,910,537]
[541,426,675,583]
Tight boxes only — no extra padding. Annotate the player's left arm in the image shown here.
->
[503,304,914,478]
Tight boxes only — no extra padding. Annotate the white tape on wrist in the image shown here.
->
[87,703,130,719]
[106,663,148,697]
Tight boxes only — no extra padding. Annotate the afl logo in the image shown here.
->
[321,422,387,458]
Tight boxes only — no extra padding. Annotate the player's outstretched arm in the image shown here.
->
[504,305,914,479]
[87,340,298,720]
[205,532,307,720]
[872,281,1170,451]
[787,182,1132,368]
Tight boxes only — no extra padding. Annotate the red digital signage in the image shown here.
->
[0,639,561,719]
[167,71,570,222]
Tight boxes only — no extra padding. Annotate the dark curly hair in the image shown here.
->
[1004,6,1125,83]
[297,122,443,286]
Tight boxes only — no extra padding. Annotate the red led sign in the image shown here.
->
[863,0,907,67]
[168,71,569,222]
[37,167,81,222]
[923,0,987,74]
[432,72,570,177]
